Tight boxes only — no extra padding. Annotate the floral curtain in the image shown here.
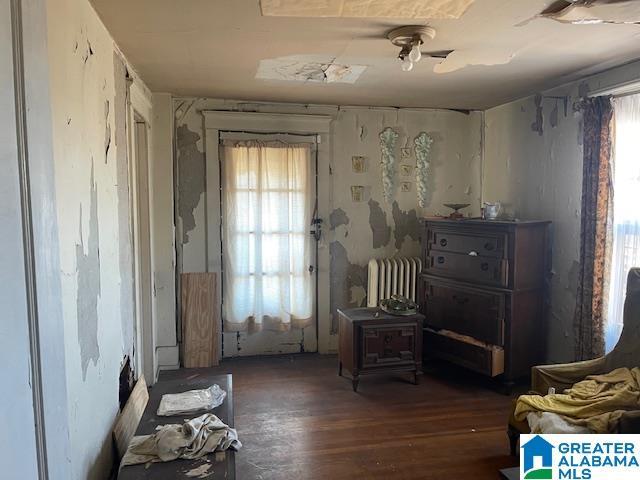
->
[574,96,614,361]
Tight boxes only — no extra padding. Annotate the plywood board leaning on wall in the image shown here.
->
[113,376,149,461]
[181,273,220,367]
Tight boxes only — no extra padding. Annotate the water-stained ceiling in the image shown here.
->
[90,0,640,109]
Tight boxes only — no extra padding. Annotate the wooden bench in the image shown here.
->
[117,373,235,479]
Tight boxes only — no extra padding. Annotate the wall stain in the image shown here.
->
[329,208,349,230]
[176,124,206,243]
[368,198,391,248]
[76,163,101,380]
[329,241,367,334]
[531,94,544,136]
[391,201,420,249]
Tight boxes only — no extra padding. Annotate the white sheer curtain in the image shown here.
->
[221,140,313,333]
[605,94,640,352]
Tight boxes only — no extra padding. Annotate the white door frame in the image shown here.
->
[128,81,156,383]
[5,0,72,477]
[202,111,333,357]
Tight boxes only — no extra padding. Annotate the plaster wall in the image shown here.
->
[45,0,152,476]
[483,59,640,363]
[170,98,482,356]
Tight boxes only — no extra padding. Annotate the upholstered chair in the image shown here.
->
[508,267,640,454]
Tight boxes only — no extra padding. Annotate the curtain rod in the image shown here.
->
[588,79,640,99]
[219,129,318,137]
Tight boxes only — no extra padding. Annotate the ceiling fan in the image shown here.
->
[387,25,452,72]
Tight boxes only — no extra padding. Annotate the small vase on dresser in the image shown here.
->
[418,218,551,393]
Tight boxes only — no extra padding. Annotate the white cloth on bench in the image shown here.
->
[121,413,241,467]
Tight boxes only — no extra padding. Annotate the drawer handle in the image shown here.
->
[384,334,393,344]
[484,242,495,251]
[440,238,448,247]
[437,256,445,264]
[480,262,489,271]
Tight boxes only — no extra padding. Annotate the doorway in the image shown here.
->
[219,132,319,355]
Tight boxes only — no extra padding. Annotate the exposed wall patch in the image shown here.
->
[260,0,476,19]
[76,163,101,380]
[256,56,366,84]
[391,201,420,250]
[368,199,391,248]
[531,94,544,136]
[176,124,206,243]
[329,241,367,333]
[329,208,350,230]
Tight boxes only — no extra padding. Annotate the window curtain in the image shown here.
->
[221,140,313,333]
[574,96,614,361]
[605,94,640,352]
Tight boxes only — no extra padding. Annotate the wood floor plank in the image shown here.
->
[160,354,519,479]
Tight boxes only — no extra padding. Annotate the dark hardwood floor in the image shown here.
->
[161,354,519,479]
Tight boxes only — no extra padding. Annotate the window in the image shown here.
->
[220,139,314,333]
[605,93,640,352]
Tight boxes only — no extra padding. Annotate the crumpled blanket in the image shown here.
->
[515,367,640,433]
[526,412,592,434]
[121,413,242,466]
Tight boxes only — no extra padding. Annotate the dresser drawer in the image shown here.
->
[424,329,504,377]
[359,323,417,370]
[428,228,507,258]
[426,251,508,287]
[421,278,505,346]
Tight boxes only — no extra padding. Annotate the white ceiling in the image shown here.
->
[90,0,640,109]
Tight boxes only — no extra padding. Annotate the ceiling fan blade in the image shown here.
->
[422,50,454,59]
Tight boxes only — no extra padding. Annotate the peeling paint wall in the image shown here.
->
[483,59,640,363]
[173,99,482,353]
[176,124,206,245]
[46,0,153,477]
[75,165,101,380]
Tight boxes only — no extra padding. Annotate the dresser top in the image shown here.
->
[422,218,551,227]
[338,307,424,323]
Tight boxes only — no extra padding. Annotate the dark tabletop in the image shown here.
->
[338,307,425,323]
[118,373,235,480]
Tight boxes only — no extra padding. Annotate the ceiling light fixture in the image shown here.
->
[388,25,436,72]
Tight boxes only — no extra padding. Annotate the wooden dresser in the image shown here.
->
[418,219,550,389]
[338,308,423,392]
